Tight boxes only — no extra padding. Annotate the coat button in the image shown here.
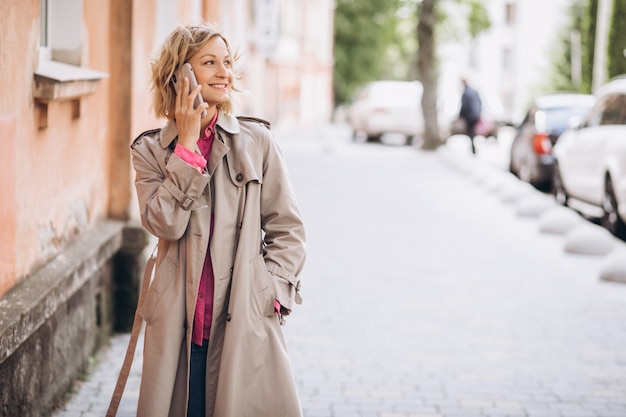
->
[235,173,244,182]
[226,313,232,322]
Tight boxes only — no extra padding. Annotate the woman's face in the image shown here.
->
[187,36,232,108]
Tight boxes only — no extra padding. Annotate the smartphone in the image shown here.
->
[172,63,207,118]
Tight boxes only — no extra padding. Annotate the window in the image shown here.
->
[502,48,512,71]
[39,0,83,66]
[600,95,626,125]
[584,101,605,128]
[35,0,107,129]
[582,94,626,128]
[505,2,516,26]
[39,0,51,61]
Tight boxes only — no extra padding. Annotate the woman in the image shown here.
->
[131,23,306,417]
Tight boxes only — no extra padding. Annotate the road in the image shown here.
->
[53,125,626,417]
[281,125,626,417]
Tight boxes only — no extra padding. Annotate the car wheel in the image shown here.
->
[508,147,519,177]
[366,134,381,143]
[518,159,532,184]
[352,130,367,143]
[552,163,568,206]
[508,157,518,177]
[601,175,626,239]
[407,135,424,147]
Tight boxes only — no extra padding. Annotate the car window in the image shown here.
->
[615,94,626,125]
[543,106,593,130]
[584,97,608,128]
[599,94,622,125]
[517,107,534,130]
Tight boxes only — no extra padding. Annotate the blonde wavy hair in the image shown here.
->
[150,23,241,119]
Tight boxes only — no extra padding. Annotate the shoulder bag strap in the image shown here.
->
[105,247,156,417]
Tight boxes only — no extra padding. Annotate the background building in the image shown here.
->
[438,0,572,124]
[0,1,333,416]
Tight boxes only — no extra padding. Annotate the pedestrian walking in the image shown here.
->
[128,22,306,417]
[459,78,482,154]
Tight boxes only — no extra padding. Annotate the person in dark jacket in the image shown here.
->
[459,78,482,154]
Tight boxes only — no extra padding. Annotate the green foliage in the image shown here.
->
[333,0,417,105]
[466,0,491,38]
[608,0,626,78]
[549,0,595,94]
[550,0,585,92]
[581,0,597,92]
[332,0,491,105]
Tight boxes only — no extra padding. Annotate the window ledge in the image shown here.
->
[34,61,108,101]
[33,61,108,129]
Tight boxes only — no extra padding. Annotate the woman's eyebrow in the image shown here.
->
[198,53,230,60]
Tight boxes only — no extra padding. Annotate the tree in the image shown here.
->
[550,0,586,92]
[582,0,598,92]
[551,0,596,93]
[333,0,491,147]
[607,0,626,78]
[333,0,415,105]
[549,0,626,93]
[416,0,440,150]
[415,0,490,150]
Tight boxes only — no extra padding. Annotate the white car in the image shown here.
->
[552,77,626,238]
[348,80,423,144]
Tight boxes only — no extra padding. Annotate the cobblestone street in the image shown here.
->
[53,126,626,417]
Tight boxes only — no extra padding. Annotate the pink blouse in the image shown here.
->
[174,113,217,346]
[173,113,283,346]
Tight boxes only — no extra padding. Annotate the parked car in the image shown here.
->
[347,80,423,145]
[509,93,596,190]
[552,77,626,239]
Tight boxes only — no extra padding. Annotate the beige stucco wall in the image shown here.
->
[0,1,117,294]
[0,0,155,297]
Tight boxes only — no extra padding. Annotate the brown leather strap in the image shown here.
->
[105,250,156,417]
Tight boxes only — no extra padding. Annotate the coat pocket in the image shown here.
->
[249,254,276,318]
[266,262,301,315]
[139,255,178,324]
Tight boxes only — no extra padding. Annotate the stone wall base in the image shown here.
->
[0,220,149,417]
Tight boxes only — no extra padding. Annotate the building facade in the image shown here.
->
[438,0,572,124]
[0,1,333,415]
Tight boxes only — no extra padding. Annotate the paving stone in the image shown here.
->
[538,206,586,234]
[51,126,626,417]
[599,248,626,283]
[500,182,537,204]
[564,224,616,255]
[515,195,556,218]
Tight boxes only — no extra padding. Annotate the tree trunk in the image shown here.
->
[416,0,441,150]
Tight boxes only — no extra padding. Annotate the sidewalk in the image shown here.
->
[52,332,143,417]
[52,125,626,417]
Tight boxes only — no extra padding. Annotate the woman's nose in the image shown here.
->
[216,63,228,77]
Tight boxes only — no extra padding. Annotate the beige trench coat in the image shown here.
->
[131,112,306,417]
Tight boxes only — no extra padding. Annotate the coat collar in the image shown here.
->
[159,111,240,148]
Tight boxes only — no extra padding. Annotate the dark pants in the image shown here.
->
[466,117,478,154]
[187,339,208,417]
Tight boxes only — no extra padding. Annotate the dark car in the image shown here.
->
[509,93,595,190]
